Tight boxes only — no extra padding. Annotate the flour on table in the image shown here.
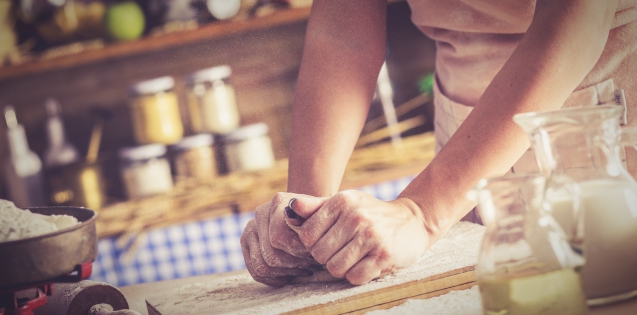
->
[147,221,485,315]
[0,199,79,242]
[365,286,482,315]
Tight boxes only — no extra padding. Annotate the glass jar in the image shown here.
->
[129,76,184,145]
[514,105,637,305]
[170,134,217,182]
[119,144,174,199]
[185,65,240,134]
[221,123,275,172]
[469,174,588,315]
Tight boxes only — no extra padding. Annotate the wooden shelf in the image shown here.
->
[0,7,312,82]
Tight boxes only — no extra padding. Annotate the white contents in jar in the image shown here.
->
[226,135,275,172]
[207,84,238,132]
[549,179,637,299]
[0,199,79,242]
[121,158,174,199]
[221,123,275,173]
[186,65,240,134]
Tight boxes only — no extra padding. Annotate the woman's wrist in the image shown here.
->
[397,163,478,242]
[390,196,446,248]
[287,157,344,197]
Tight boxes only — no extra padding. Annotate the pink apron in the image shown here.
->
[433,77,625,174]
[405,0,637,222]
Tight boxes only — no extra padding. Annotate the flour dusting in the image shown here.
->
[147,222,485,315]
[365,286,482,315]
[0,199,79,242]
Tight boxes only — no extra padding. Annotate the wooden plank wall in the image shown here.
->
[0,2,435,199]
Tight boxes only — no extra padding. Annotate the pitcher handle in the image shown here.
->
[620,127,637,149]
[544,174,584,253]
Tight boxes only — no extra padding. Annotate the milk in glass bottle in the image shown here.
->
[514,105,637,305]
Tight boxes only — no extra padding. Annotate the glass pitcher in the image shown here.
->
[469,174,588,315]
[513,105,637,305]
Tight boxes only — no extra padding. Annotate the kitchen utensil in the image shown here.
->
[469,174,588,315]
[0,206,97,290]
[514,105,637,305]
[46,108,109,210]
[0,206,97,315]
[35,280,141,315]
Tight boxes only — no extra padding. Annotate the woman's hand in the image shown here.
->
[240,193,326,287]
[293,191,432,285]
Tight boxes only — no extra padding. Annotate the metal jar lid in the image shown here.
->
[118,144,167,161]
[129,76,175,96]
[221,123,269,143]
[171,134,214,151]
[186,65,232,85]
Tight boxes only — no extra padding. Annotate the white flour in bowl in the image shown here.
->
[0,199,79,242]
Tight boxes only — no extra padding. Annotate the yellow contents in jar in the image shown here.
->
[130,92,184,144]
[478,268,588,315]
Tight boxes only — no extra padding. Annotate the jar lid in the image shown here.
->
[130,76,175,95]
[221,123,269,143]
[119,144,167,161]
[171,134,214,151]
[186,65,232,84]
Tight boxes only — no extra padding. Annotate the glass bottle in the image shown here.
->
[119,144,174,199]
[469,174,588,315]
[129,76,184,145]
[513,105,637,305]
[220,123,275,172]
[2,106,46,208]
[43,98,79,168]
[185,65,240,134]
[170,133,217,182]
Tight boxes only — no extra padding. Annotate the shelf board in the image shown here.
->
[0,7,312,82]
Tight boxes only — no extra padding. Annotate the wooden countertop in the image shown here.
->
[119,270,637,315]
[119,269,637,315]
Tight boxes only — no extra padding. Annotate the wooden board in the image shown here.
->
[144,222,485,315]
[146,268,476,315]
[280,268,476,315]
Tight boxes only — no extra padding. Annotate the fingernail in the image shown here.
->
[285,198,303,220]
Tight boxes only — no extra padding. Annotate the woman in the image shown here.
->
[240,0,637,287]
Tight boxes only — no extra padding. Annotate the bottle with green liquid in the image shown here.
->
[469,174,588,315]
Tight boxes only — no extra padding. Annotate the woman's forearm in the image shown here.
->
[287,0,387,197]
[399,0,620,239]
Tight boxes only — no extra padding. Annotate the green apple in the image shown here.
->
[104,1,145,41]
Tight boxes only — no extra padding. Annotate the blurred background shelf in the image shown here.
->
[0,7,312,82]
[0,0,436,210]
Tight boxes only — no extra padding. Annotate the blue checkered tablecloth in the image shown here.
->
[90,176,416,286]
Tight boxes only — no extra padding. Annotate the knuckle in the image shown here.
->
[261,252,277,267]
[255,204,269,217]
[298,229,314,248]
[272,192,287,204]
[376,249,391,265]
[253,263,270,277]
[325,260,345,278]
[269,232,285,247]
[310,248,327,265]
[333,191,354,204]
[244,219,256,230]
[361,224,379,240]
[345,273,366,286]
[350,214,366,227]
